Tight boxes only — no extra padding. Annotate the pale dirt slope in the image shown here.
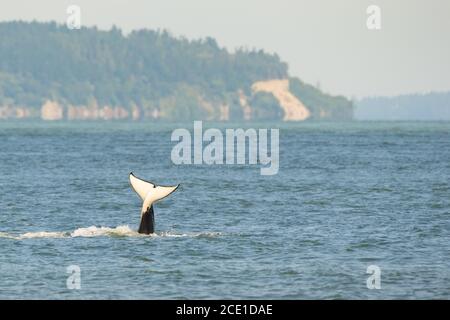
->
[252,79,311,121]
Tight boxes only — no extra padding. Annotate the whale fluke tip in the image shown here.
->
[129,172,179,235]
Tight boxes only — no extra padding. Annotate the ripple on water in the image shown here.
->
[0,226,224,240]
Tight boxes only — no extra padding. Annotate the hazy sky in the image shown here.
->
[1,0,449,98]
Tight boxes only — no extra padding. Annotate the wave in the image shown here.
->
[0,226,222,240]
[71,225,138,238]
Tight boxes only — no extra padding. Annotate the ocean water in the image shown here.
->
[0,121,449,299]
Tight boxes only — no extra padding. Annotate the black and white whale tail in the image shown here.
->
[129,172,179,234]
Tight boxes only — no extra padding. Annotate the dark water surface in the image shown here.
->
[0,121,449,299]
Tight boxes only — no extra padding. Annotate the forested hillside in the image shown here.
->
[0,21,353,121]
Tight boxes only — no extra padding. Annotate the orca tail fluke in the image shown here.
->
[129,172,179,202]
[129,172,179,234]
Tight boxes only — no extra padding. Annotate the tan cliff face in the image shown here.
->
[0,106,33,119]
[131,105,141,120]
[251,79,311,121]
[67,104,130,120]
[1,80,313,121]
[41,100,63,120]
[219,104,229,121]
[238,90,252,120]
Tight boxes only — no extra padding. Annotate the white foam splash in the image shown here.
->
[71,225,138,238]
[0,232,16,239]
[0,226,222,240]
[21,231,66,239]
[157,231,223,238]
